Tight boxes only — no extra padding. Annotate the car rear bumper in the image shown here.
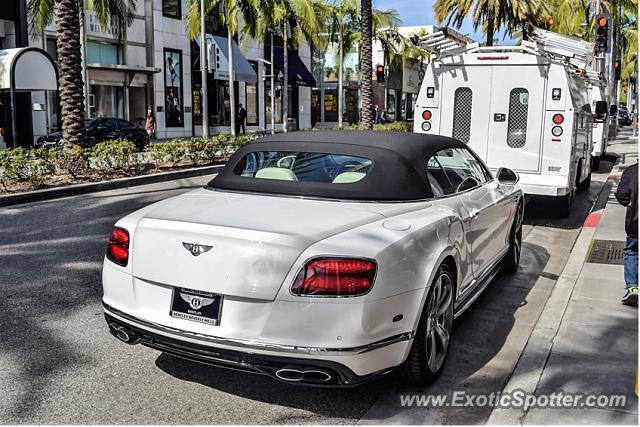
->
[103,302,413,387]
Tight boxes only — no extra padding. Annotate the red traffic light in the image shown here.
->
[376,65,384,73]
[597,17,608,27]
[547,18,555,26]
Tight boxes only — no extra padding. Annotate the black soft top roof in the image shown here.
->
[209,131,466,201]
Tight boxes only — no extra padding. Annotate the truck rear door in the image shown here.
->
[439,65,493,159]
[486,65,548,172]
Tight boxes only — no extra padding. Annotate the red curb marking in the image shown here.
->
[584,212,602,228]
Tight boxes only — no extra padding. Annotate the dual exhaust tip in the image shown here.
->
[108,322,140,344]
[275,367,333,384]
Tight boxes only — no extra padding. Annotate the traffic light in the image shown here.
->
[614,59,621,80]
[375,65,385,82]
[595,13,611,54]
[546,18,555,29]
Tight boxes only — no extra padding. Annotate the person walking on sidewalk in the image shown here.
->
[616,162,638,306]
[237,104,246,135]
[145,110,157,139]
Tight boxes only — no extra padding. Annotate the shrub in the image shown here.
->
[50,146,91,178]
[149,141,187,167]
[0,148,52,191]
[373,121,412,132]
[92,139,142,176]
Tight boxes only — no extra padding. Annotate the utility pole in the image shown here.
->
[200,0,209,137]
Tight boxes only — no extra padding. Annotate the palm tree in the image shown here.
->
[434,0,550,46]
[359,0,373,128]
[28,0,135,147]
[185,0,258,136]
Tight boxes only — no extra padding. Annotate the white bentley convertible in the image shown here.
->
[103,131,523,387]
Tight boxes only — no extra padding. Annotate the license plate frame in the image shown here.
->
[169,287,223,326]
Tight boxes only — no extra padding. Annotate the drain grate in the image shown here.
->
[587,240,625,265]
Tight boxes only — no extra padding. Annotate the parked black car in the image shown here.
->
[618,106,632,126]
[36,118,149,150]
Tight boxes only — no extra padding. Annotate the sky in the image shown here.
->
[373,0,513,44]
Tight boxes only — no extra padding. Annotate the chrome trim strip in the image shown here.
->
[103,302,415,356]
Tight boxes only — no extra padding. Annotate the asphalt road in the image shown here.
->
[0,157,614,424]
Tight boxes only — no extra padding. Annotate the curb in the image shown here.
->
[0,164,224,208]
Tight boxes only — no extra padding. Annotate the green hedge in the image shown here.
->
[334,121,413,132]
[0,134,257,193]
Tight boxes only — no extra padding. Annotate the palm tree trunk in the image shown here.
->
[228,26,236,136]
[282,21,289,133]
[360,0,373,129]
[338,28,344,128]
[486,9,495,46]
[55,0,86,147]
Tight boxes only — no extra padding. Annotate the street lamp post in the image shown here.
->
[257,56,276,135]
[200,0,209,138]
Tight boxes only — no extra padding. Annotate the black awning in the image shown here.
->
[270,46,316,87]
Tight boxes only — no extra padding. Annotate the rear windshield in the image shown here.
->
[233,151,373,184]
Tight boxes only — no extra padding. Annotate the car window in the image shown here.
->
[426,156,455,196]
[456,147,492,182]
[116,119,131,128]
[433,148,484,192]
[233,151,373,184]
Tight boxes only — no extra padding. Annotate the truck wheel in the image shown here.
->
[591,156,601,170]
[558,189,574,217]
[577,172,591,191]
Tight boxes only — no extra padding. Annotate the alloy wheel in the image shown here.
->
[424,271,454,372]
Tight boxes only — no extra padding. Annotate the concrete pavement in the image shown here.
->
[488,128,639,424]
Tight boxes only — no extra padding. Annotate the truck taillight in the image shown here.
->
[291,257,377,297]
[422,110,432,120]
[552,114,564,124]
[106,227,129,266]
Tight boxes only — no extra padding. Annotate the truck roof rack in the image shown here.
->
[526,26,595,70]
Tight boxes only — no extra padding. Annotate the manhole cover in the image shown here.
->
[587,239,625,265]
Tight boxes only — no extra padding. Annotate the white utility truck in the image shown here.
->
[414,27,596,215]
[587,80,610,169]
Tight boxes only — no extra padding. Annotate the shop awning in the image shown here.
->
[272,46,316,87]
[207,35,257,82]
[0,47,57,91]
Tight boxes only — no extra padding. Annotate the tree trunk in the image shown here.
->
[55,0,86,147]
[486,9,495,46]
[282,21,289,133]
[338,29,344,128]
[228,26,236,136]
[360,0,373,129]
[270,33,275,134]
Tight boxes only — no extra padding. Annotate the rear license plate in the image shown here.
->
[170,287,223,326]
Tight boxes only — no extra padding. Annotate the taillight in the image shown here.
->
[551,126,563,137]
[106,227,129,266]
[552,114,564,124]
[291,257,377,297]
[422,110,432,120]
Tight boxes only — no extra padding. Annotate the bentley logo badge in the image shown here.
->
[180,293,215,310]
[182,242,213,256]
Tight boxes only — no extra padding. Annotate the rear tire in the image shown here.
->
[401,264,454,386]
[501,201,523,274]
[558,188,575,217]
[577,172,591,191]
[591,156,601,170]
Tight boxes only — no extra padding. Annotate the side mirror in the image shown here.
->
[497,167,519,185]
[594,101,608,123]
[456,176,480,192]
[610,104,618,116]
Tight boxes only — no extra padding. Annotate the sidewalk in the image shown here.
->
[488,128,639,424]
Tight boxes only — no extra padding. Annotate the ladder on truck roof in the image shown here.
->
[415,27,477,58]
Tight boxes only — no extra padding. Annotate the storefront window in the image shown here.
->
[164,49,184,127]
[245,62,259,125]
[90,85,124,118]
[87,41,121,65]
[163,0,181,19]
[265,80,283,124]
